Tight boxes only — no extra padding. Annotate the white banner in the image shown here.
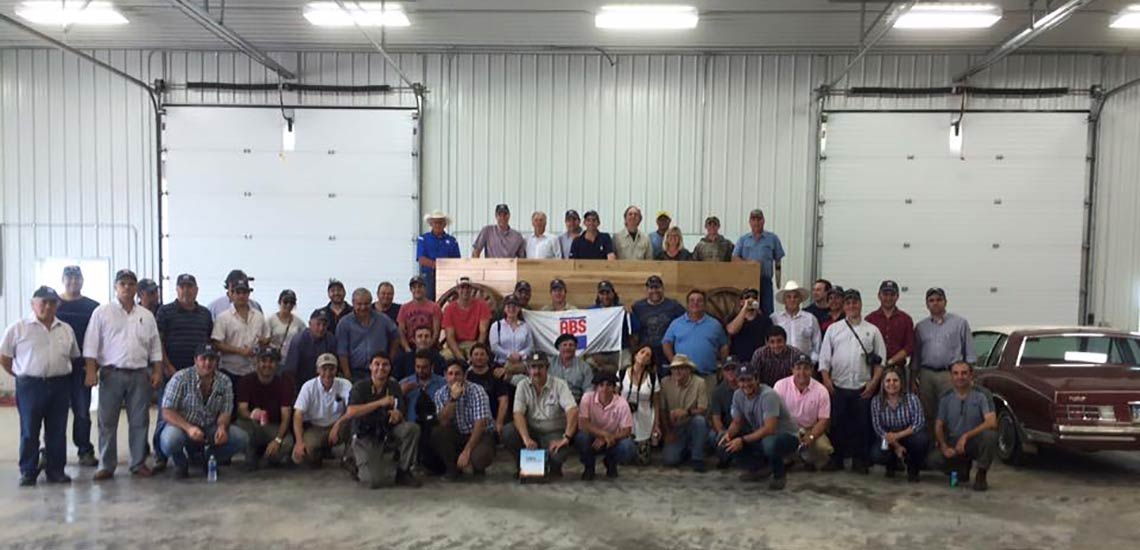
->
[525,307,627,355]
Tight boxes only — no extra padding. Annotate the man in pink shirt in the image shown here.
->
[772,353,833,469]
[442,277,491,361]
[397,276,443,354]
[574,372,635,480]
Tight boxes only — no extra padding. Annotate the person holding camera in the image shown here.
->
[818,289,886,475]
[726,288,774,361]
[344,351,422,489]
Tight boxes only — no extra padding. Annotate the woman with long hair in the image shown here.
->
[870,368,929,482]
[489,294,533,385]
[619,345,662,465]
[267,289,306,361]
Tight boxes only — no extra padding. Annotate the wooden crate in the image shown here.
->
[435,259,760,308]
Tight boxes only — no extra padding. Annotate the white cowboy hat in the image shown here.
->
[775,280,810,302]
[423,210,451,225]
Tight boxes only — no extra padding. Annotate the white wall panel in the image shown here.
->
[1092,56,1140,331]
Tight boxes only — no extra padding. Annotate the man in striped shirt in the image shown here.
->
[749,326,804,388]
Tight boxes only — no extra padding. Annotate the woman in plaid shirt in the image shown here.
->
[870,368,929,482]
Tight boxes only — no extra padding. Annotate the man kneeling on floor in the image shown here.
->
[160,344,249,479]
[291,353,351,467]
[928,361,997,491]
[503,356,578,478]
[344,351,422,488]
[575,372,635,480]
[717,364,800,490]
[431,360,495,480]
[236,346,295,470]
[660,354,709,472]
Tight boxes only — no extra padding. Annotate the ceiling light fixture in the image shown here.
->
[1110,5,1140,29]
[595,5,699,30]
[15,1,129,26]
[894,3,1002,29]
[303,2,411,27]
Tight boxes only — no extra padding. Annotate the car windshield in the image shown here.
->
[1019,334,1140,366]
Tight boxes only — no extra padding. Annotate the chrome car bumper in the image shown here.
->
[1056,424,1140,442]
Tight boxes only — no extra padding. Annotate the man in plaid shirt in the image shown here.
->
[432,360,495,480]
[159,343,249,479]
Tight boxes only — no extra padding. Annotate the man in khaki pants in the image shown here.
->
[773,354,833,469]
[291,354,351,467]
[912,288,976,431]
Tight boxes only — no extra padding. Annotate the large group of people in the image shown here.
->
[1,203,995,493]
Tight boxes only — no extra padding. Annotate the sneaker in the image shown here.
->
[174,465,190,480]
[45,473,72,484]
[18,476,36,487]
[581,468,596,481]
[395,470,422,488]
[78,454,99,468]
[691,460,707,473]
[93,469,114,481]
[768,475,787,490]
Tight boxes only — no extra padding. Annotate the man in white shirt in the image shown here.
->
[211,278,270,399]
[207,269,263,319]
[83,269,164,481]
[291,353,353,467]
[526,211,563,259]
[818,288,886,474]
[1,286,80,486]
[770,281,822,361]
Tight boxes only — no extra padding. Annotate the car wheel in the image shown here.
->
[997,409,1026,465]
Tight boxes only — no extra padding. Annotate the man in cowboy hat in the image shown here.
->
[770,281,821,362]
[660,354,710,472]
[417,209,461,300]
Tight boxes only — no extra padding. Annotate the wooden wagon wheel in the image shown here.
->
[436,282,504,312]
[705,286,744,323]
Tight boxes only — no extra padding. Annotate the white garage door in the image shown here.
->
[819,112,1087,327]
[162,106,418,315]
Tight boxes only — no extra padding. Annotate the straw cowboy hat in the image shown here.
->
[775,280,810,302]
[423,210,451,224]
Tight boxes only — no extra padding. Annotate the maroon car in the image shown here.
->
[972,326,1140,464]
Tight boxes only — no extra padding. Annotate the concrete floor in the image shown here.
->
[0,407,1138,550]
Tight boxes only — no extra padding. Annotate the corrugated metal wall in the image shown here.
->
[0,48,159,331]
[3,49,1138,367]
[1093,56,1140,331]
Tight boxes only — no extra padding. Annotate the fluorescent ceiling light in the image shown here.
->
[1110,5,1140,29]
[595,5,699,30]
[894,3,1002,29]
[303,2,411,27]
[16,1,129,26]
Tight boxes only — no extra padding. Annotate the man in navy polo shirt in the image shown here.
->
[417,210,461,300]
[153,273,214,471]
[55,265,100,467]
[733,209,786,316]
[662,289,729,399]
[569,210,616,260]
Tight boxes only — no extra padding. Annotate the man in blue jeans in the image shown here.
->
[717,363,801,490]
[574,372,636,480]
[1,286,81,486]
[660,354,709,472]
[159,343,249,479]
[55,265,100,467]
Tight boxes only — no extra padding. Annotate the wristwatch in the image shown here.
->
[274,436,284,444]
[563,433,572,441]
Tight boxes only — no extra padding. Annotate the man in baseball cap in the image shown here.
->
[631,275,685,368]
[575,370,635,480]
[281,309,337,394]
[137,278,160,316]
[207,269,263,320]
[651,211,671,256]
[473,203,525,259]
[558,210,583,259]
[542,278,577,312]
[290,352,352,468]
[513,280,533,309]
[733,207,786,317]
[717,361,801,490]
[693,215,734,262]
[773,353,833,471]
[866,280,915,378]
[914,285,975,432]
[709,357,742,469]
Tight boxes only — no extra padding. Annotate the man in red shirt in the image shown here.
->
[397,276,443,354]
[236,347,296,469]
[442,277,491,361]
[864,280,915,382]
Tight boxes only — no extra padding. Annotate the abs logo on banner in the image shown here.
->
[559,316,588,349]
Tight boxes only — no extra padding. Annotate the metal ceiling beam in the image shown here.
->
[953,0,1096,83]
[824,1,917,90]
[167,0,295,80]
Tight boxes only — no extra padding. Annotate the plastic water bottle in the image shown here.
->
[207,454,218,483]
[950,470,958,488]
